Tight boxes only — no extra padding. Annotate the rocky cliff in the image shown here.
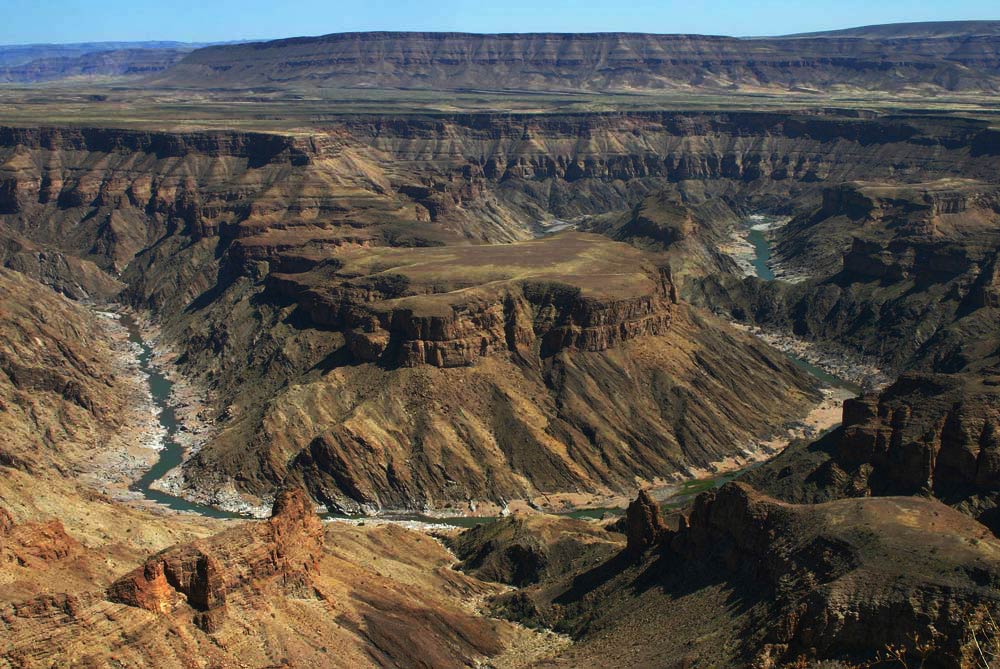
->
[150,27,1000,93]
[2,490,544,668]
[482,485,1000,667]
[746,367,1000,533]
[107,489,324,632]
[693,178,1000,376]
[4,112,999,512]
[174,233,817,513]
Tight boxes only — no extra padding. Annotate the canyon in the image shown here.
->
[2,20,1000,669]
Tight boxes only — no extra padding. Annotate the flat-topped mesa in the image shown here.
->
[267,237,676,368]
[150,29,1000,94]
[106,488,323,633]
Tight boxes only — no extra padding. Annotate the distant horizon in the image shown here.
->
[1,19,1000,48]
[2,0,997,46]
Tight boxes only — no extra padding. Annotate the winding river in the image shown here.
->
[126,221,853,524]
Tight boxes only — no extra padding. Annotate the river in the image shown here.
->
[124,221,853,525]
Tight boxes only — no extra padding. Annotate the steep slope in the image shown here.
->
[745,366,1000,531]
[475,485,1000,667]
[0,267,227,613]
[150,27,1000,93]
[3,112,999,512]
[0,268,557,668]
[693,178,1000,374]
[158,232,819,513]
[2,489,551,669]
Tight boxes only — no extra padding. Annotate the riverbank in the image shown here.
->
[718,215,791,280]
[79,309,164,505]
[102,306,863,527]
[101,245,873,526]
[733,323,891,392]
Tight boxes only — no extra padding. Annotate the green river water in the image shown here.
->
[127,221,851,525]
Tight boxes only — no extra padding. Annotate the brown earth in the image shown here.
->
[3,111,999,511]
[149,27,1000,95]
[473,485,1000,668]
[2,489,560,669]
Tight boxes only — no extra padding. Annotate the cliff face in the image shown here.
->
[151,29,1000,93]
[669,484,1000,666]
[4,113,998,512]
[694,178,1000,377]
[107,489,324,632]
[3,114,996,294]
[2,492,536,668]
[4,113,997,269]
[175,234,817,513]
[264,236,676,369]
[839,373,1000,496]
[748,368,1000,535]
[489,485,1000,667]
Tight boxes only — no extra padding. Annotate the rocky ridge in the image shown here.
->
[150,27,1000,94]
[479,485,1000,667]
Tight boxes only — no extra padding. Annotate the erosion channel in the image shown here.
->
[128,221,855,525]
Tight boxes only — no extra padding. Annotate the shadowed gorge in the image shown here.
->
[4,17,1000,669]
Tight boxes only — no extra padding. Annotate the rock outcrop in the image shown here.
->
[2,505,526,668]
[697,179,1000,375]
[108,489,322,632]
[748,368,1000,534]
[150,27,1000,94]
[498,486,1000,667]
[265,234,676,368]
[671,483,1000,666]
[624,489,668,556]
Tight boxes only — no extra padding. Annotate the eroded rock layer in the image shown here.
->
[4,112,998,511]
[484,485,1000,667]
[151,29,1000,94]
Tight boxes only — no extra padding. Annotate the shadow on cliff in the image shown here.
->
[552,545,761,623]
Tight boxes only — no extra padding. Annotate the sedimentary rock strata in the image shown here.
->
[151,29,1000,94]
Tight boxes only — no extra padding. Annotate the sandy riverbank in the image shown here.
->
[79,309,164,502]
[733,322,891,391]
[89,305,874,526]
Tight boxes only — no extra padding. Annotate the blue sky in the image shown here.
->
[2,0,997,45]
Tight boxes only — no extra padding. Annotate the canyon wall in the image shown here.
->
[151,30,1000,93]
[3,111,999,511]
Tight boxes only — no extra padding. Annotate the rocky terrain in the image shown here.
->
[488,484,1000,668]
[3,20,1000,666]
[1,110,999,512]
[1,487,563,668]
[149,26,1000,94]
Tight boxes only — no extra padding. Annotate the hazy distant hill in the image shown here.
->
[785,19,1000,39]
[0,48,191,83]
[0,41,201,67]
[0,40,236,83]
[147,22,1000,94]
